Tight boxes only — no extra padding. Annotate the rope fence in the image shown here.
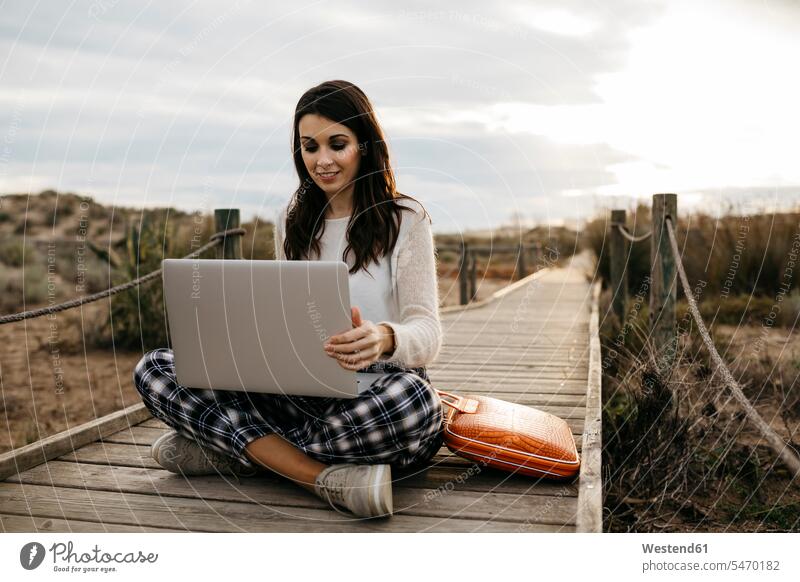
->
[0,227,245,326]
[614,223,652,243]
[665,216,800,477]
[608,194,800,479]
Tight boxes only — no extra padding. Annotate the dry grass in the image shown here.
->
[600,289,800,532]
[582,204,800,319]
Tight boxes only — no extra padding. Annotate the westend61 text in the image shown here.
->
[642,543,708,554]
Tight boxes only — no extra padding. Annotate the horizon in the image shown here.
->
[3,188,798,237]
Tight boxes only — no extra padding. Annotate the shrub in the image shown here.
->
[0,238,33,267]
[107,210,177,351]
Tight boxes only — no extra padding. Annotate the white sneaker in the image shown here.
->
[314,464,393,518]
[151,431,258,479]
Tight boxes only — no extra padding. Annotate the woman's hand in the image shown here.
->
[324,306,395,370]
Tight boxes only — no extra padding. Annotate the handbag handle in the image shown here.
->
[435,389,479,414]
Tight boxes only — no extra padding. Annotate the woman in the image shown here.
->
[133,80,445,519]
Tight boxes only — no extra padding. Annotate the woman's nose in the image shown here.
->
[317,153,334,167]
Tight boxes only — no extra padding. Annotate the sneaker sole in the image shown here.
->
[150,431,174,464]
[369,464,393,517]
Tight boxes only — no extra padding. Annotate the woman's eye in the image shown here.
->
[303,146,318,153]
[331,143,346,151]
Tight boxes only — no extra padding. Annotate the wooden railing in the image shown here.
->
[606,193,800,477]
[437,242,543,305]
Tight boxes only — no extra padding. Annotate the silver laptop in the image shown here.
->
[161,259,387,398]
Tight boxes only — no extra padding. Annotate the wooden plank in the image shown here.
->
[443,326,590,334]
[442,331,588,339]
[429,376,589,388]
[9,461,578,526]
[576,280,603,533]
[0,402,151,481]
[435,353,589,363]
[436,348,589,356]
[435,349,590,360]
[427,381,591,395]
[429,371,587,382]
[434,367,589,376]
[443,321,589,330]
[0,483,569,533]
[61,442,161,470]
[439,268,550,314]
[440,392,587,406]
[135,401,588,425]
[439,342,587,350]
[431,372,587,382]
[428,372,589,384]
[444,394,587,407]
[444,315,589,322]
[432,363,590,373]
[103,422,585,449]
[101,426,166,446]
[439,342,587,351]
[60,441,579,497]
[0,513,184,533]
[133,392,588,414]
[97,426,585,464]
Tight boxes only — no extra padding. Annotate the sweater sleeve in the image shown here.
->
[376,213,443,368]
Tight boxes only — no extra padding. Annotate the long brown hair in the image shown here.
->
[283,80,429,276]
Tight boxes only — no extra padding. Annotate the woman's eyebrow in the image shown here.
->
[300,134,349,140]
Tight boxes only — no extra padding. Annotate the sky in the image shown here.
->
[0,0,798,233]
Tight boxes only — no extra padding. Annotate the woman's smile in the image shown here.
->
[317,170,340,182]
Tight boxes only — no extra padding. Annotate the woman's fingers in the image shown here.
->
[328,321,370,346]
[335,345,380,369]
[325,334,375,355]
[324,321,382,369]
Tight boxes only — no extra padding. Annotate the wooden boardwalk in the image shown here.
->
[0,253,601,533]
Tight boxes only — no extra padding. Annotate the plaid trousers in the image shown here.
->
[133,348,444,469]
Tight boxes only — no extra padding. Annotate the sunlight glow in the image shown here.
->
[512,6,599,37]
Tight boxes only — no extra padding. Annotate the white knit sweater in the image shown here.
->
[273,197,443,368]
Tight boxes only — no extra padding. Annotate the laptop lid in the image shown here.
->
[162,258,378,398]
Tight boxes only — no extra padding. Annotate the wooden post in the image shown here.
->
[214,209,243,260]
[459,241,469,305]
[516,242,527,280]
[650,194,678,373]
[532,242,541,272]
[469,251,478,301]
[609,209,628,324]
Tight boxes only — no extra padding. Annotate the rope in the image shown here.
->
[0,227,246,326]
[664,216,800,478]
[615,223,652,243]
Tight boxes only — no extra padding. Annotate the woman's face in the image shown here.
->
[298,113,361,201]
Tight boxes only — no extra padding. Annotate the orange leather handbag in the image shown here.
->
[435,389,580,479]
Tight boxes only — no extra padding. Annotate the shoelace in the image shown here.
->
[316,472,354,517]
[153,435,255,485]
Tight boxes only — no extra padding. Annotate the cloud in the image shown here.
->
[3,0,797,231]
